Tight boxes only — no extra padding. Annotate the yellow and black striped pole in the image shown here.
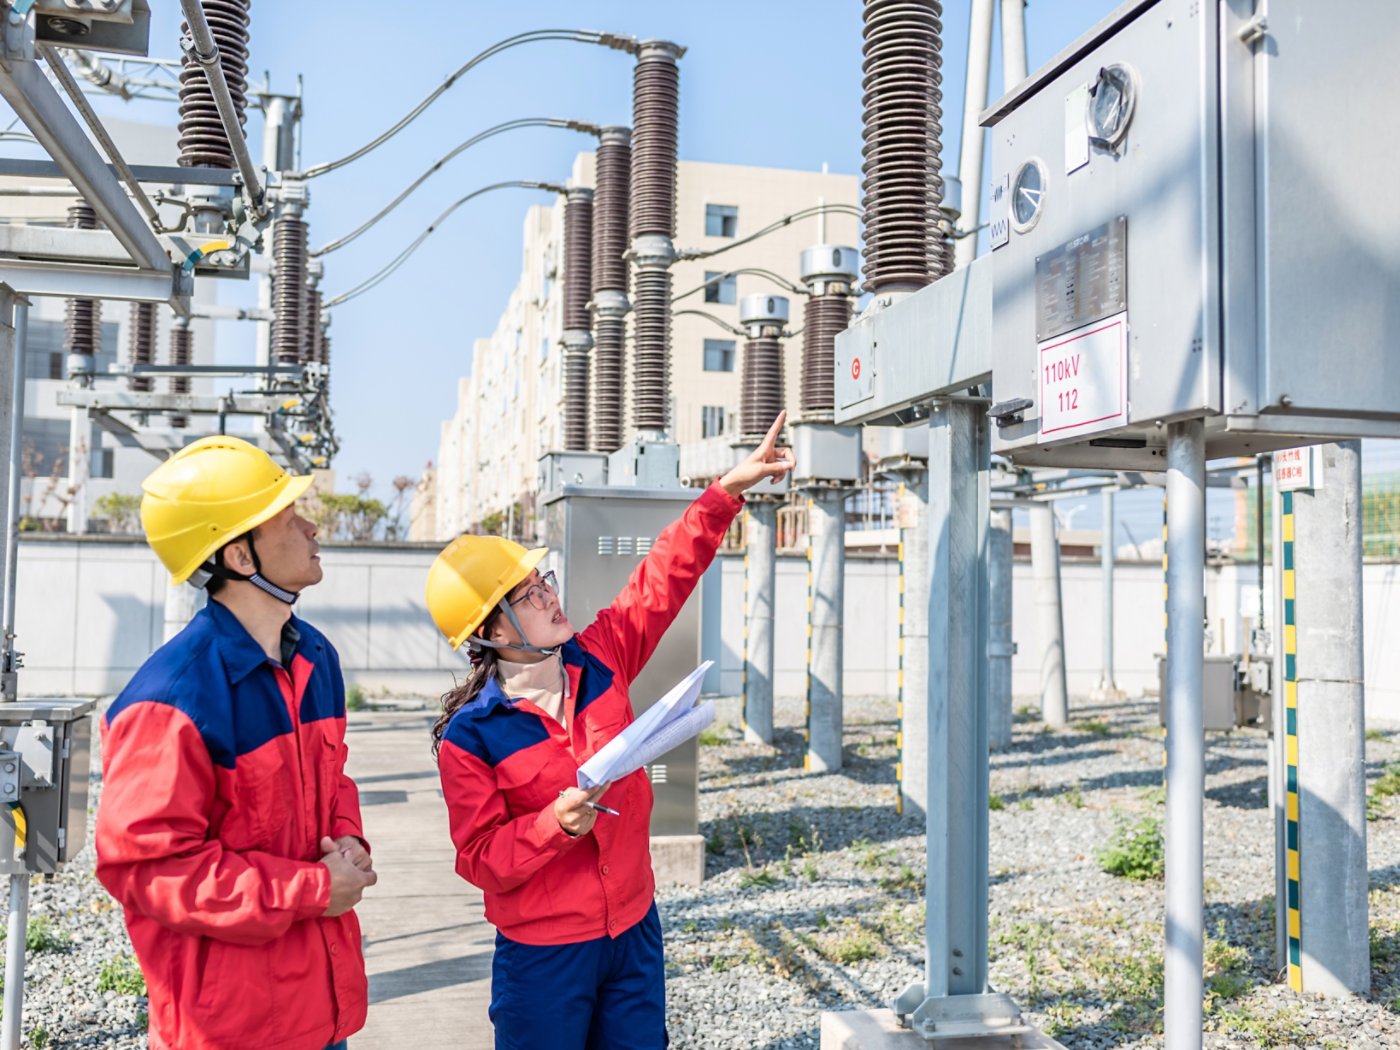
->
[803,496,814,771]
[895,482,906,814]
[1281,490,1301,992]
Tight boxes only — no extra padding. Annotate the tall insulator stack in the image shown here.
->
[304,284,323,366]
[590,126,631,453]
[738,294,790,441]
[64,202,102,365]
[798,245,859,421]
[271,214,308,368]
[127,303,156,392]
[628,41,684,437]
[177,0,251,169]
[861,0,950,294]
[561,187,594,452]
[318,331,331,403]
[168,319,192,429]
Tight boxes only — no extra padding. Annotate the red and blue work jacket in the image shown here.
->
[95,599,369,1050]
[439,483,743,946]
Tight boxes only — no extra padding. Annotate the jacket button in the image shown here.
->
[330,944,338,955]
[609,919,617,930]
[601,865,610,876]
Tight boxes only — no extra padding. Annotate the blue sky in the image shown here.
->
[71,0,1126,503]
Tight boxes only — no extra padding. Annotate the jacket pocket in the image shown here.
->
[219,758,290,852]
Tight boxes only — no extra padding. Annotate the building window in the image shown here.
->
[702,339,736,373]
[540,337,549,362]
[703,272,737,305]
[701,405,727,438]
[705,204,738,238]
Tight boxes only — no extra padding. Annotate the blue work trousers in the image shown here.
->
[489,903,668,1050]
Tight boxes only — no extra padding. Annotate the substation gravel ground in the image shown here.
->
[7,693,1400,1049]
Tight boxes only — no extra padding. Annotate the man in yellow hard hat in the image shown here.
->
[94,435,375,1050]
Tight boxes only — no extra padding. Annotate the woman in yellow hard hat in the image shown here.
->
[428,412,794,1050]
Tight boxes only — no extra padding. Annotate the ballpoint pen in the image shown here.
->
[560,789,621,817]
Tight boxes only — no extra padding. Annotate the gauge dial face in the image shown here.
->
[1088,63,1138,148]
[1011,159,1047,233]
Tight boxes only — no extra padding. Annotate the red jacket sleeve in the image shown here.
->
[95,702,331,947]
[329,737,369,851]
[579,482,742,685]
[438,739,579,894]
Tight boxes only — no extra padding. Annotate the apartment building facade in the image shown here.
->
[427,155,859,541]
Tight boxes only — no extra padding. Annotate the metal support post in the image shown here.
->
[897,469,930,814]
[1164,419,1205,1050]
[805,489,846,772]
[742,500,778,745]
[1288,441,1369,995]
[1093,488,1126,700]
[954,0,996,270]
[1000,0,1029,90]
[988,507,1014,749]
[3,873,28,1050]
[1029,501,1068,725]
[65,399,91,535]
[2,301,27,702]
[896,399,1028,1039]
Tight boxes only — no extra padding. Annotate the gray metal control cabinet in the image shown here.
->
[541,487,702,840]
[984,0,1400,468]
[0,700,95,874]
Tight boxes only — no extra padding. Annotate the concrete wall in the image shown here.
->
[14,535,1400,723]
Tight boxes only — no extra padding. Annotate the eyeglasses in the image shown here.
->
[507,570,558,612]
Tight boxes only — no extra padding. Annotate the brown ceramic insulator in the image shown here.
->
[177,0,251,168]
[304,286,323,366]
[319,332,331,404]
[591,129,631,295]
[64,202,101,360]
[740,334,786,440]
[801,293,853,418]
[561,347,590,452]
[563,190,593,332]
[169,323,192,429]
[629,52,679,240]
[127,302,156,392]
[272,216,308,367]
[629,268,672,433]
[591,317,626,453]
[861,0,951,292]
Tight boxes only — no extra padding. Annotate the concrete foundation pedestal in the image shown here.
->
[649,834,704,886]
[820,1009,1066,1050]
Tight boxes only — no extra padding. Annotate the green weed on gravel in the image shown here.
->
[1368,759,1400,821]
[96,953,147,996]
[1367,728,1389,742]
[1097,815,1165,881]
[1204,921,1253,1010]
[15,916,67,954]
[1075,720,1112,736]
[1212,1003,1306,1046]
[697,725,725,747]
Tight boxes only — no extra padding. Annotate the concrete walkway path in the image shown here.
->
[344,710,494,1049]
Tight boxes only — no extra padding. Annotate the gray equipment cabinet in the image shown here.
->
[0,700,96,875]
[982,0,1400,469]
[540,487,704,845]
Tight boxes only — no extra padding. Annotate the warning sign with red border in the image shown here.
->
[1037,312,1128,440]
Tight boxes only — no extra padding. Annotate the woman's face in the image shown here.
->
[488,569,574,653]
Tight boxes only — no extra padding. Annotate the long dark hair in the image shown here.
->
[431,608,501,758]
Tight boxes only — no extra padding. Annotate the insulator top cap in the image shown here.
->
[739,293,790,326]
[800,244,860,284]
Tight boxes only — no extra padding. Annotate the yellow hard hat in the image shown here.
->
[140,436,314,584]
[426,536,548,649]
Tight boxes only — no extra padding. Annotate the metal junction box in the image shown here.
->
[541,488,703,842]
[791,423,863,485]
[983,0,1400,469]
[0,699,95,874]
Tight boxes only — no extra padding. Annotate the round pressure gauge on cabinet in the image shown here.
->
[1087,63,1139,150]
[1010,158,1047,234]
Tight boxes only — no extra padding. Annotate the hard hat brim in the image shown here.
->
[449,545,550,650]
[167,472,316,585]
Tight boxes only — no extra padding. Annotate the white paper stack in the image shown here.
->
[577,661,716,790]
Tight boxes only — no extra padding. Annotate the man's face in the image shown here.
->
[488,569,573,651]
[237,503,322,590]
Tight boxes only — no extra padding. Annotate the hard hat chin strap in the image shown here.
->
[467,599,558,658]
[203,532,300,605]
